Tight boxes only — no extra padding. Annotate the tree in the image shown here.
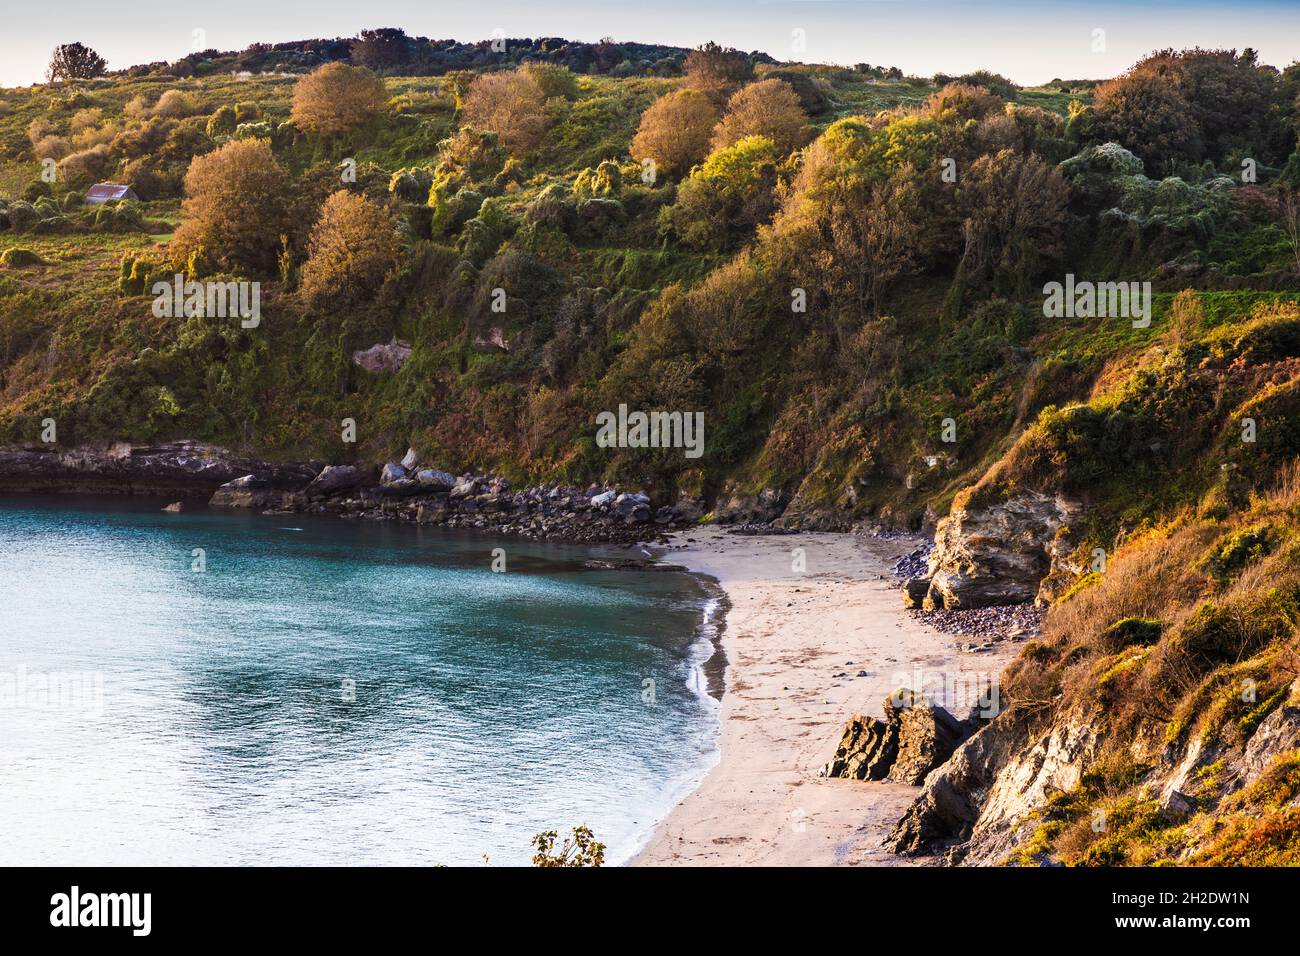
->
[683,41,754,106]
[956,149,1069,293]
[530,825,606,867]
[711,78,809,154]
[171,139,293,274]
[290,62,388,137]
[299,191,404,305]
[350,28,412,71]
[1091,71,1202,171]
[630,88,718,178]
[46,43,106,83]
[461,68,550,155]
[662,135,781,250]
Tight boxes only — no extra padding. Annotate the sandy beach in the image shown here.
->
[633,527,1017,867]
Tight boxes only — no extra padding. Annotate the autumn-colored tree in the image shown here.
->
[171,139,293,274]
[299,190,404,305]
[630,88,718,178]
[922,82,1006,123]
[683,41,754,106]
[461,68,550,155]
[710,78,809,155]
[46,43,106,83]
[290,62,388,137]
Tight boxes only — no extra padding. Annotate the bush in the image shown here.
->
[630,88,718,179]
[206,105,237,137]
[461,68,550,155]
[171,138,293,274]
[33,135,72,161]
[3,201,39,233]
[290,63,388,137]
[299,190,404,306]
[711,78,808,155]
[661,136,780,250]
[56,144,110,184]
[388,166,434,202]
[683,41,754,106]
[522,63,579,101]
[151,89,196,118]
[1098,617,1163,653]
[0,248,44,267]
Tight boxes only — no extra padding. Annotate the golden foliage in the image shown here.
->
[299,190,404,306]
[290,63,388,137]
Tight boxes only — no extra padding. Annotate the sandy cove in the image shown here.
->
[633,527,1017,867]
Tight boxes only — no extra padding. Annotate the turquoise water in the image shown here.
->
[0,497,720,866]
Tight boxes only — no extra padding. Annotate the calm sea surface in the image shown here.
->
[0,496,719,865]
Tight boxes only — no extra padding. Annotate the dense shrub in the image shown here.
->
[661,136,780,250]
[290,62,388,136]
[710,79,808,155]
[461,68,551,155]
[171,138,293,274]
[299,190,404,305]
[630,88,718,178]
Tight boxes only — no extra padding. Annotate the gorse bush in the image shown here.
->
[171,138,293,274]
[299,190,404,306]
[290,62,388,137]
[630,87,717,178]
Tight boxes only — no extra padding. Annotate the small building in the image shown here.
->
[85,183,138,205]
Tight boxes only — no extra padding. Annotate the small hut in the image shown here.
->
[85,183,138,205]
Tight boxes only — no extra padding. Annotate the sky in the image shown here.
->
[2,0,1298,89]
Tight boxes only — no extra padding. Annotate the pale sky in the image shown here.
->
[2,0,1298,89]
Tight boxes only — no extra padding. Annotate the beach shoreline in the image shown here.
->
[633,527,1018,867]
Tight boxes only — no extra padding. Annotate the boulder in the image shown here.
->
[590,489,616,508]
[351,339,413,373]
[902,577,931,609]
[450,476,482,499]
[400,448,419,470]
[886,689,975,786]
[415,468,455,491]
[823,689,974,788]
[210,474,278,509]
[823,714,898,780]
[305,464,362,497]
[380,462,407,484]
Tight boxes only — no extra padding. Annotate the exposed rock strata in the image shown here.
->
[920,492,1082,609]
[824,690,976,786]
[0,442,317,497]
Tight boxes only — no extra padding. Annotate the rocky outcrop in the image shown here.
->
[210,448,702,544]
[304,464,364,498]
[921,492,1081,609]
[713,484,787,525]
[824,714,898,781]
[887,690,977,786]
[351,339,412,373]
[887,706,1100,862]
[824,690,976,786]
[0,442,318,497]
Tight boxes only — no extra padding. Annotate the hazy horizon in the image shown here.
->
[2,0,1299,89]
